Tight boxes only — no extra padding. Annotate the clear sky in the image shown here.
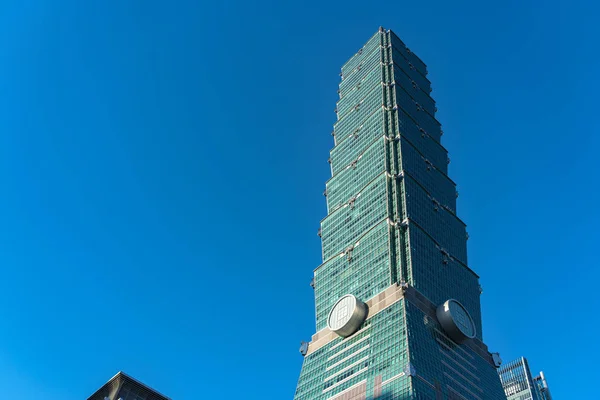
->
[0,0,597,398]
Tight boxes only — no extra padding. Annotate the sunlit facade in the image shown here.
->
[294,27,507,399]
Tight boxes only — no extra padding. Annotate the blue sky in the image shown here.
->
[0,0,597,398]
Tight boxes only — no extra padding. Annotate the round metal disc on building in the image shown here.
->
[327,294,368,338]
[436,299,476,343]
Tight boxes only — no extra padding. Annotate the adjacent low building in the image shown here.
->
[498,357,553,400]
[87,371,170,400]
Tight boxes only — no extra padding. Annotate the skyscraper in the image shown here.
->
[533,372,553,400]
[87,371,170,400]
[294,27,507,399]
[498,357,553,400]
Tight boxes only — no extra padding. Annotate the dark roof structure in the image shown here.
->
[87,371,171,400]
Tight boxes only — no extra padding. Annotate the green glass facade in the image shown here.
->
[294,28,507,399]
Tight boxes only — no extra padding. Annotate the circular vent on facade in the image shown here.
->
[436,299,476,344]
[327,294,368,338]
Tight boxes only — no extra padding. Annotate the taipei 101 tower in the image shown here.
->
[293,27,507,400]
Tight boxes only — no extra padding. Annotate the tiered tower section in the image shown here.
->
[294,28,507,400]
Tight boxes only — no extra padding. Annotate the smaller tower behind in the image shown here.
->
[533,371,553,400]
